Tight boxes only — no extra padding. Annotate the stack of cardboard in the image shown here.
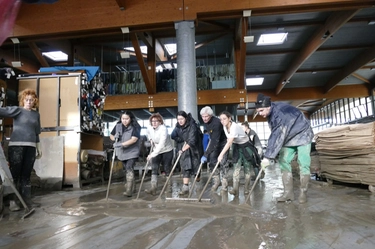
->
[314,122,375,187]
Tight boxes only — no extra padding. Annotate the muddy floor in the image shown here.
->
[0,165,374,249]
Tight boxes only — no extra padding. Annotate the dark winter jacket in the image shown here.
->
[203,116,227,158]
[171,115,203,172]
[265,102,314,159]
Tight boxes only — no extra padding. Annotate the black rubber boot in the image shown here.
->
[21,183,41,208]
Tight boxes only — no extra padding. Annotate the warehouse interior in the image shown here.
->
[0,1,375,248]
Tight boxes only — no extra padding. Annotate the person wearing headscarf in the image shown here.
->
[110,111,141,197]
[255,93,314,203]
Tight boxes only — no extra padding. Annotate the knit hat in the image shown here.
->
[255,93,271,108]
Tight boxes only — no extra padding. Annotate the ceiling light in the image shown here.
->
[120,51,130,59]
[244,36,254,43]
[368,20,375,25]
[164,44,177,56]
[243,10,251,17]
[257,33,288,46]
[10,38,20,44]
[42,51,68,62]
[11,61,22,67]
[246,77,264,86]
[121,27,129,33]
[124,46,148,54]
[164,63,172,69]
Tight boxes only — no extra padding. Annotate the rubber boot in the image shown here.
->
[211,175,221,191]
[21,183,41,208]
[179,184,189,195]
[229,180,239,196]
[124,171,134,197]
[145,175,158,196]
[221,178,228,192]
[299,175,310,204]
[244,174,251,195]
[276,172,295,202]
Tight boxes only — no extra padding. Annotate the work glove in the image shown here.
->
[201,156,207,163]
[113,142,123,148]
[261,158,275,170]
[36,142,42,159]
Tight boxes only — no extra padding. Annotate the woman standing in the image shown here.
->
[0,89,42,211]
[171,111,203,195]
[218,111,257,196]
[110,111,141,197]
[144,113,174,195]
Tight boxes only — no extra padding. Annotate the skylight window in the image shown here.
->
[42,51,68,62]
[125,46,148,54]
[257,33,288,46]
[164,44,176,55]
[246,77,264,86]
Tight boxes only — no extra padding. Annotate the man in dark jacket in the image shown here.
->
[200,106,229,191]
[255,93,314,203]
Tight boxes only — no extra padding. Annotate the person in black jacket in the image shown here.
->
[200,106,229,192]
[171,111,203,195]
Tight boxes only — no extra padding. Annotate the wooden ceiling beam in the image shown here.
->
[234,17,247,90]
[138,32,168,62]
[130,33,154,94]
[115,0,126,10]
[0,48,39,73]
[27,42,49,67]
[324,44,375,92]
[275,9,359,95]
[104,88,246,110]
[248,84,370,102]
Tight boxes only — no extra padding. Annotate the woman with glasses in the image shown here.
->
[0,88,42,211]
[110,111,141,197]
[144,113,174,195]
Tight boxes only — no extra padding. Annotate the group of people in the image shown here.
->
[109,93,313,205]
[0,90,313,215]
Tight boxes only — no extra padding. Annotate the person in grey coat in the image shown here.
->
[0,88,42,211]
[171,111,203,195]
[110,111,141,197]
[255,93,314,203]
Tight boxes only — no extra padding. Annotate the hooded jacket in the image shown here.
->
[265,102,314,159]
[171,114,203,172]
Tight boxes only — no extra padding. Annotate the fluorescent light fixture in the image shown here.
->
[243,10,251,17]
[42,51,68,61]
[164,63,172,69]
[368,20,375,25]
[11,61,22,67]
[125,46,148,54]
[246,77,264,86]
[120,51,130,59]
[257,33,288,46]
[121,27,129,33]
[244,36,254,43]
[156,65,163,72]
[164,43,177,55]
[10,38,20,44]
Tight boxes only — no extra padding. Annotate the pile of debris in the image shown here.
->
[314,122,375,190]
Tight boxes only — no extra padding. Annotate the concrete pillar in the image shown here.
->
[175,21,198,120]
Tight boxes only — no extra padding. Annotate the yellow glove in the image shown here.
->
[36,142,42,159]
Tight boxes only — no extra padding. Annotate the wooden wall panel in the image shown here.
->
[60,77,80,127]
[39,78,59,127]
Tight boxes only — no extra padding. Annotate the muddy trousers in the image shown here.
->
[230,149,251,196]
[122,159,137,197]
